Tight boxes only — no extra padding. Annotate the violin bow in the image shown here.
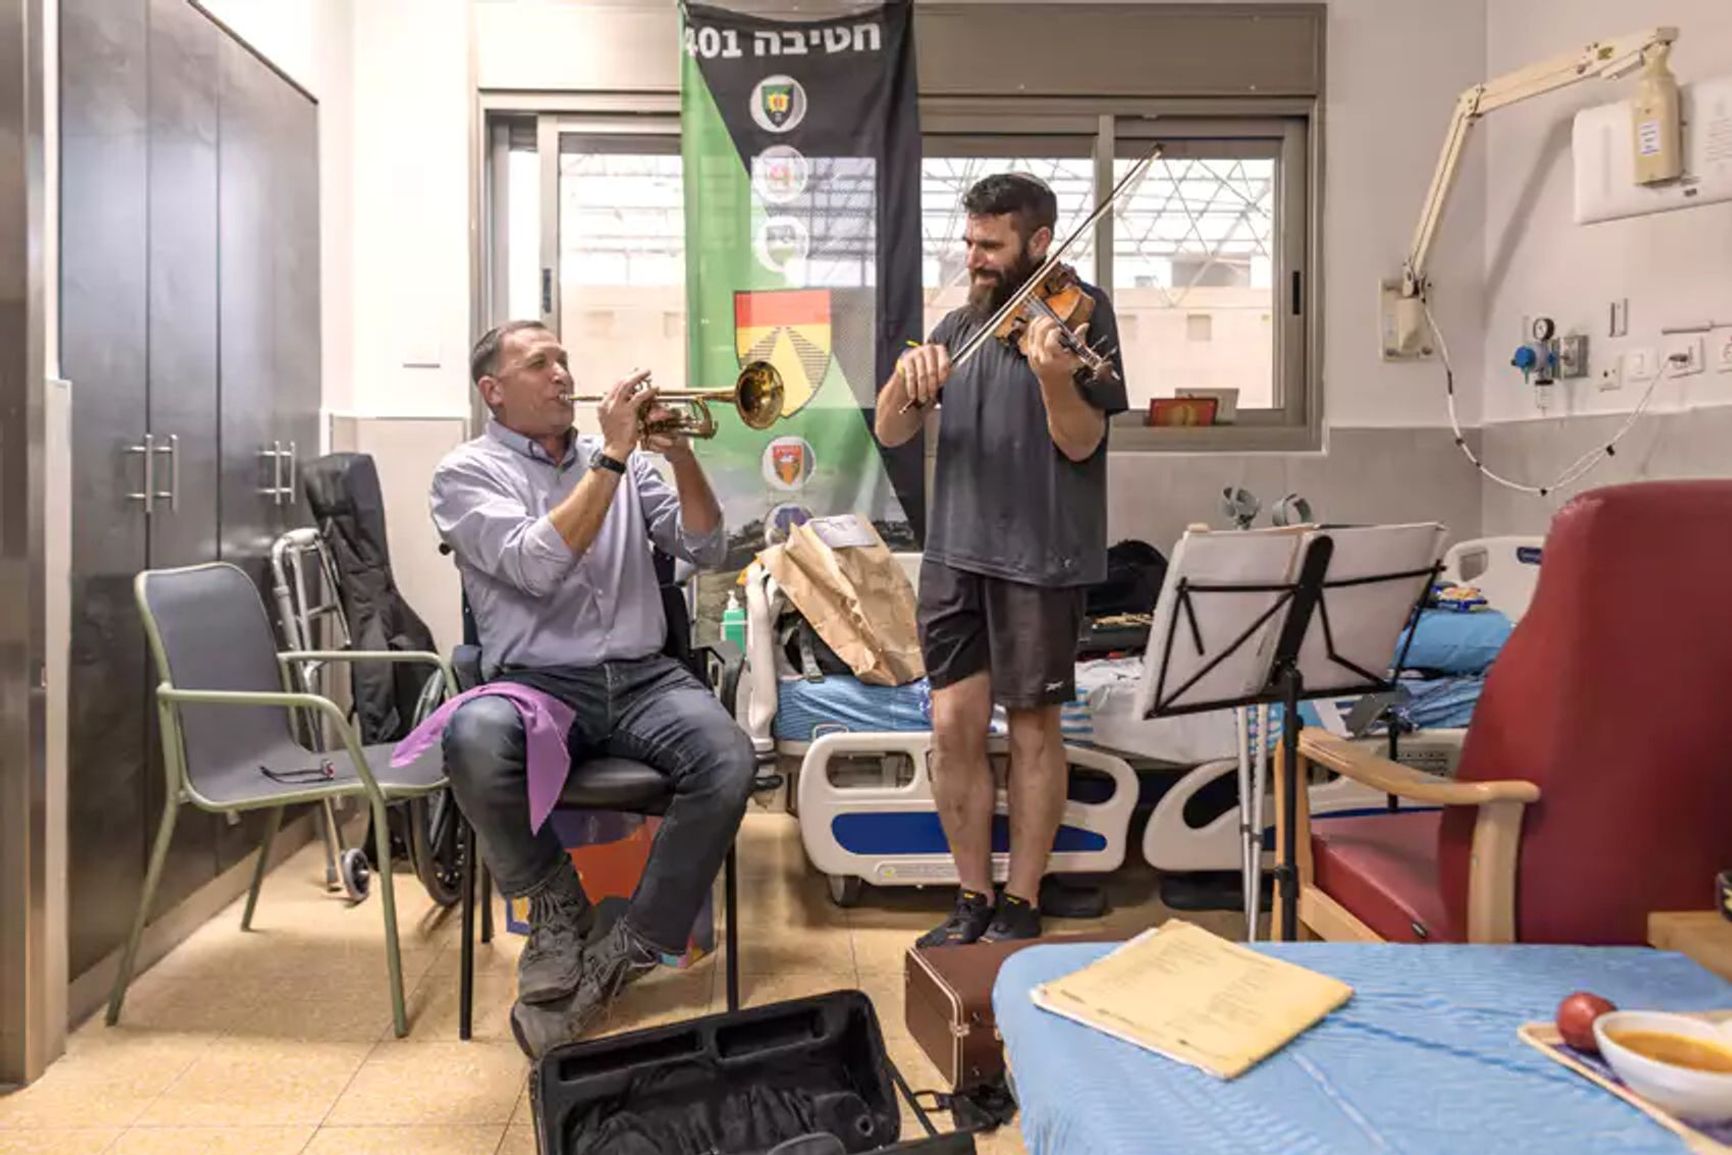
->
[900,140,1162,412]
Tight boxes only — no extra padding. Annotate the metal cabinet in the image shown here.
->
[59,0,321,984]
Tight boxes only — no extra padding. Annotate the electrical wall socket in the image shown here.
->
[1623,348,1658,382]
[1665,335,1705,376]
[1715,331,1732,374]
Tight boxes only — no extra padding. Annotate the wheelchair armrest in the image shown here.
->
[453,644,484,693]
[692,637,744,716]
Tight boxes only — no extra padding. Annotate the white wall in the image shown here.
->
[349,0,473,420]
[197,0,356,423]
[1480,0,1732,426]
[476,0,1491,433]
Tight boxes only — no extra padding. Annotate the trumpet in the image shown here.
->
[561,360,786,440]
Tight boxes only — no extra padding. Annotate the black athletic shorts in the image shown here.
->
[916,557,1085,709]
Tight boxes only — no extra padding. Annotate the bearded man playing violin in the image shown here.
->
[874,172,1128,947]
[430,320,755,1058]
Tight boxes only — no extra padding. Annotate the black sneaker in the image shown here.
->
[979,893,1041,943]
[510,919,660,1061]
[516,864,596,1005]
[915,888,997,949]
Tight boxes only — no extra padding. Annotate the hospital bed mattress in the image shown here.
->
[995,941,1732,1155]
[771,669,1105,745]
[773,665,1486,762]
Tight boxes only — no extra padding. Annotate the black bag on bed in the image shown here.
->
[1086,538,1167,619]
[529,991,976,1155]
[777,609,854,682]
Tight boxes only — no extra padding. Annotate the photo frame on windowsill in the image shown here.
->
[1148,396,1220,427]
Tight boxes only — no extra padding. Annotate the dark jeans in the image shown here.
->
[441,654,756,955]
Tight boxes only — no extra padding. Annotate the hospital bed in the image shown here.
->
[735,535,1540,907]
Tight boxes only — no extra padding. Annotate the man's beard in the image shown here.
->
[966,248,1038,321]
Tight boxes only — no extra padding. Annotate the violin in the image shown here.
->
[992,261,1117,387]
[900,141,1159,413]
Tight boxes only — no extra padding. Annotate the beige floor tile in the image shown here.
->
[324,1042,525,1127]
[302,1126,506,1155]
[0,1132,123,1155]
[0,1034,204,1130]
[135,1038,374,1128]
[496,1126,535,1155]
[401,953,523,1046]
[854,971,909,1036]
[984,1123,1032,1155]
[736,971,859,1010]
[108,1126,314,1155]
[507,1089,529,1129]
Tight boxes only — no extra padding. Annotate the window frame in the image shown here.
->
[918,105,1320,452]
[481,92,1322,453]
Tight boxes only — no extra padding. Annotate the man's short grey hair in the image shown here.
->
[469,320,550,386]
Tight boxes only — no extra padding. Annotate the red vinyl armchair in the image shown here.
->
[1277,480,1732,945]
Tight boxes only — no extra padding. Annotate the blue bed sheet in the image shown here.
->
[771,674,1094,743]
[994,941,1732,1155]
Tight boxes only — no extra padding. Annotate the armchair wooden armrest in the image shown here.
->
[1299,730,1540,806]
[1278,727,1541,945]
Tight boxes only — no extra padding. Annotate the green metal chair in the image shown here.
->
[108,561,456,1038]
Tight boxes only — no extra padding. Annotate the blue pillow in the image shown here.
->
[1393,608,1514,675]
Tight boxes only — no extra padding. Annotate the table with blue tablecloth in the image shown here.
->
[993,941,1732,1155]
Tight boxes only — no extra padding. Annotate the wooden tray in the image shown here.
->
[1519,1012,1732,1154]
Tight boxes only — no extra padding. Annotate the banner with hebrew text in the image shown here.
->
[679,0,923,571]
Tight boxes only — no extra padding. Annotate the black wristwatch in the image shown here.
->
[590,451,627,476]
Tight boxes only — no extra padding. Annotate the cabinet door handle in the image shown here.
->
[285,440,297,504]
[152,434,180,513]
[126,432,155,513]
[259,442,283,504]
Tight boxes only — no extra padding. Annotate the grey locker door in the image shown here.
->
[144,0,224,915]
[60,0,152,981]
[215,36,281,616]
[274,79,322,537]
[214,36,324,873]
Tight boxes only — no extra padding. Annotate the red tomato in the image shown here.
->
[1556,991,1617,1052]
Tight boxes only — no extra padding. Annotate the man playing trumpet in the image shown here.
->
[430,320,755,1058]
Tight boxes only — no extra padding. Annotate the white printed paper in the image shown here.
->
[809,514,876,550]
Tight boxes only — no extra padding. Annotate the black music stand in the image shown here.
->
[1134,523,1445,941]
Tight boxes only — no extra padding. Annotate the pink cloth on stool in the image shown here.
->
[391,683,576,835]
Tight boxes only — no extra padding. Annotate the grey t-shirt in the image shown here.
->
[923,282,1128,588]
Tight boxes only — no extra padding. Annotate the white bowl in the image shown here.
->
[1594,1010,1732,1122]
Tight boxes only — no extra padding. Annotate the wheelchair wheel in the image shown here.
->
[406,789,464,909]
[339,847,371,903]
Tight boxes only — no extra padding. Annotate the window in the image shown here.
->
[920,142,1097,340]
[484,104,1317,451]
[913,116,1314,449]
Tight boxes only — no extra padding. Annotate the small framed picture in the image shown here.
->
[1148,396,1219,427]
[1177,388,1240,424]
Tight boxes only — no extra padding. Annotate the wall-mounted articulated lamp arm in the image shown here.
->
[1386,26,1679,358]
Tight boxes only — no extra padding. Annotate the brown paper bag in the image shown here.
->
[758,515,925,687]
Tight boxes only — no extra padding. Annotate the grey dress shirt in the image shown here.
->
[429,420,728,675]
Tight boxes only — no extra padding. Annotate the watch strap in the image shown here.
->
[591,451,627,475]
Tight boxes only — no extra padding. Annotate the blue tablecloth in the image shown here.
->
[993,942,1732,1155]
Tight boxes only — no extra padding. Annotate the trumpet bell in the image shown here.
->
[734,360,785,430]
[562,360,787,440]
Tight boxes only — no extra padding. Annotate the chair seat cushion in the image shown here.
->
[560,756,671,815]
[191,740,446,808]
[1310,810,1456,943]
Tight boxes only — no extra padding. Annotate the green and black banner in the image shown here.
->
[679,0,923,570]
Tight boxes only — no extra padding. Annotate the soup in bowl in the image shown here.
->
[1594,1010,1732,1121]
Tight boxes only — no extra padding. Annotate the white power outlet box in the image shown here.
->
[1623,348,1658,382]
[1715,331,1732,374]
[1666,336,1705,376]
